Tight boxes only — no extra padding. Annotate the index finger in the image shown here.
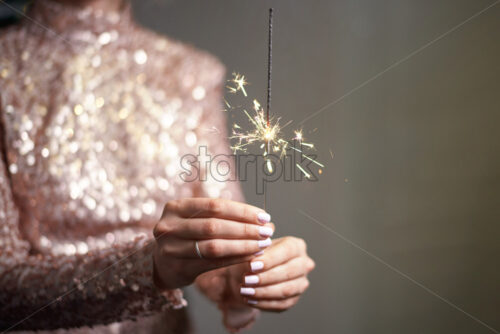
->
[163,198,271,225]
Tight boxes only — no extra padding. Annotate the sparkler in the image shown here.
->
[227,91,323,172]
[224,8,324,209]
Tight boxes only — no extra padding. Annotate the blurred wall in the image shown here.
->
[131,0,500,333]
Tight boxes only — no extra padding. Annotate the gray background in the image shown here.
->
[132,1,500,333]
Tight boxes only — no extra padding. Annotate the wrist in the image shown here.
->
[195,267,229,303]
[219,303,260,333]
[152,255,188,309]
[219,268,260,333]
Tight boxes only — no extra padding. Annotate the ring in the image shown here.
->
[194,241,204,259]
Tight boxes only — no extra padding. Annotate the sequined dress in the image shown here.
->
[0,0,241,332]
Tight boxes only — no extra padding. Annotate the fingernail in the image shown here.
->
[258,238,272,248]
[247,299,258,305]
[254,250,264,256]
[244,275,259,285]
[250,261,264,272]
[240,287,255,296]
[257,212,271,223]
[258,226,273,237]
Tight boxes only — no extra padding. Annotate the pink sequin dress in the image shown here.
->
[0,0,242,332]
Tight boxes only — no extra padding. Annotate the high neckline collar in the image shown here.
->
[26,0,133,36]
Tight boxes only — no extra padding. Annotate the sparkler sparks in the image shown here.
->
[294,130,303,142]
[229,95,282,155]
[225,73,324,178]
[223,9,323,182]
[227,73,248,97]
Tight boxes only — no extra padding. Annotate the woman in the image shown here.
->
[0,0,315,332]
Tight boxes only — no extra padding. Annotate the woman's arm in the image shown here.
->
[0,139,185,331]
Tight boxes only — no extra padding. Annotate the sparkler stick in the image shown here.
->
[264,8,274,212]
[266,8,273,128]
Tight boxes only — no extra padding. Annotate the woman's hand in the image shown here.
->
[225,236,315,312]
[152,198,274,290]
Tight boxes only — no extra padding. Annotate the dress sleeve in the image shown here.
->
[191,56,245,203]
[0,132,185,331]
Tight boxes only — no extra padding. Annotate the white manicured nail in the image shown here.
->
[258,238,272,248]
[254,250,264,256]
[240,287,255,296]
[247,299,258,305]
[245,275,259,285]
[258,226,273,237]
[250,261,264,272]
[257,212,271,223]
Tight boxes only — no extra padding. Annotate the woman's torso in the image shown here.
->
[0,0,228,332]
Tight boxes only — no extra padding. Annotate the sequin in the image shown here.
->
[185,131,197,147]
[8,164,18,174]
[74,104,84,115]
[21,51,30,61]
[98,32,111,45]
[41,147,50,157]
[192,86,206,100]
[0,68,8,78]
[134,49,148,65]
[26,154,36,166]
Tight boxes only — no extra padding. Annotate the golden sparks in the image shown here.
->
[227,72,248,97]
[294,130,303,142]
[225,73,323,177]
